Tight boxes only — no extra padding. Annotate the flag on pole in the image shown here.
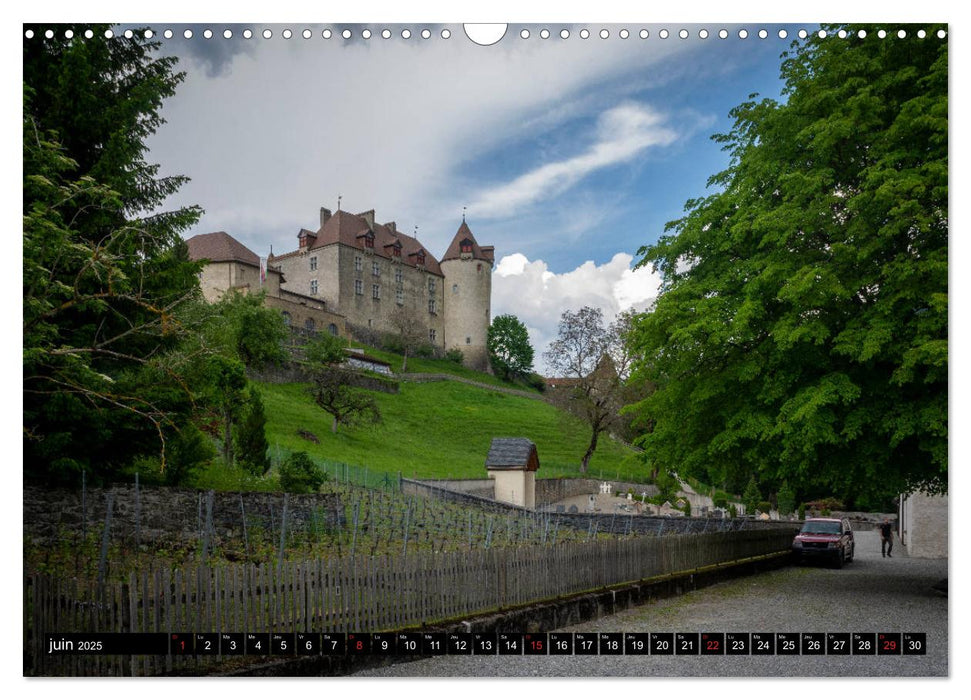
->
[260,257,267,286]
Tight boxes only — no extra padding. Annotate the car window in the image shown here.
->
[801,521,841,534]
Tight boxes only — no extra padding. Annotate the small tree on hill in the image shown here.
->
[279,451,326,493]
[235,387,270,476]
[544,307,637,473]
[388,305,426,372]
[309,367,381,433]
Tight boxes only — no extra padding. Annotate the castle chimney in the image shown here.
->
[358,209,375,230]
[320,207,332,227]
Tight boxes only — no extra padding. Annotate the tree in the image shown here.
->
[215,291,288,371]
[309,367,382,433]
[386,305,428,372]
[777,481,796,516]
[628,25,947,502]
[543,307,635,474]
[303,332,348,368]
[23,27,204,483]
[488,314,534,381]
[742,477,762,516]
[279,452,327,494]
[236,388,270,477]
[206,356,248,467]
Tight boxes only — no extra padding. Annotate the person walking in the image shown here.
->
[880,518,894,558]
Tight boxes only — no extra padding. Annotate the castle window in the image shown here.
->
[355,279,363,295]
[372,261,381,277]
[364,232,375,249]
[305,318,316,332]
[416,251,426,267]
[396,289,404,305]
[354,256,363,272]
[452,284,459,294]
[310,256,318,271]
[395,268,403,284]
[429,329,437,343]
[328,323,338,336]
[461,241,473,254]
[372,284,381,300]
[428,298,437,314]
[310,279,318,295]
[428,279,436,294]
[281,311,291,326]
[477,263,482,273]
[466,337,471,345]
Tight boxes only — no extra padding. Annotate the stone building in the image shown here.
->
[485,438,539,509]
[186,207,494,371]
[898,490,948,558]
[185,230,347,336]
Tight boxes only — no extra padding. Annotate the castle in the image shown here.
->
[186,206,495,371]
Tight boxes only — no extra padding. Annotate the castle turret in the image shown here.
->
[440,220,494,372]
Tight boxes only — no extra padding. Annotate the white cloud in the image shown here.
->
[492,251,661,375]
[468,103,677,218]
[150,32,699,259]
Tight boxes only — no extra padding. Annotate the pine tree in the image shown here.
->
[236,388,270,477]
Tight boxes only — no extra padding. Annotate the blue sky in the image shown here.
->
[143,23,798,365]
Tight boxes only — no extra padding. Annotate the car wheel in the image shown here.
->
[834,550,844,569]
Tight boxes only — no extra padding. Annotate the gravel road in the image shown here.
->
[350,531,947,678]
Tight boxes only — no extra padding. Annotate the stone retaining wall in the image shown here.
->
[23,485,344,547]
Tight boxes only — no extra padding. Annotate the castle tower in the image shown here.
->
[440,220,494,372]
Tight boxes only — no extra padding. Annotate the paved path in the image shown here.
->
[351,532,947,678]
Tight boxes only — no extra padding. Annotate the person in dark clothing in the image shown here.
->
[880,518,894,558]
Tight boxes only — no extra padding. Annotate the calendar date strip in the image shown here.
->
[45,631,926,656]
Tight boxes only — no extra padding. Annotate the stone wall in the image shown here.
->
[23,485,344,548]
[535,478,660,506]
[900,492,948,558]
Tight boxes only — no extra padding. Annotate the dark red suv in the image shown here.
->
[791,517,855,568]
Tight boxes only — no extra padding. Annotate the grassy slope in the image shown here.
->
[259,378,645,482]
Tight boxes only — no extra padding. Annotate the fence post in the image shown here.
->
[81,469,87,540]
[278,494,289,571]
[98,493,114,588]
[239,493,249,554]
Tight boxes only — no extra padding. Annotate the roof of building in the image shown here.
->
[485,438,539,471]
[283,209,445,276]
[441,221,494,264]
[186,231,261,267]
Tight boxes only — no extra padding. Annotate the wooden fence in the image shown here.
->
[25,528,795,676]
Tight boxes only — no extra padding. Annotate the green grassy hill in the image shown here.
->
[257,378,643,482]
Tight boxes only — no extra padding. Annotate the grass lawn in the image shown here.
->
[257,379,647,482]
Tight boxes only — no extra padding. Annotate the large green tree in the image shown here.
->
[628,25,947,504]
[488,314,534,381]
[23,26,204,483]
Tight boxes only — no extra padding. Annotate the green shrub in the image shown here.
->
[728,504,738,519]
[166,422,217,486]
[444,349,465,365]
[757,500,772,514]
[798,503,806,520]
[279,451,326,493]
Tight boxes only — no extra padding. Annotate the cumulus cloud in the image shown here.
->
[468,102,677,219]
[492,251,661,375]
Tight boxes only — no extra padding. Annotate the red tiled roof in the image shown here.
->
[281,209,444,276]
[186,231,260,267]
[441,221,492,264]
